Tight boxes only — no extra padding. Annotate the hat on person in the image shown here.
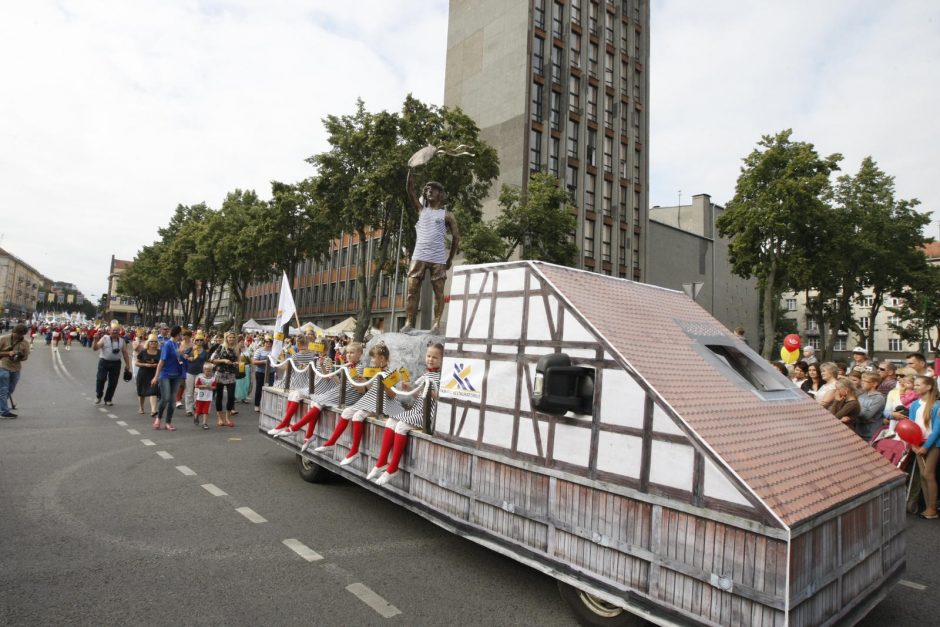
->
[194,330,206,340]
[851,346,867,355]
[147,333,159,343]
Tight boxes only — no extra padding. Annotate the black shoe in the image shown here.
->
[95,398,102,405]
[1,412,17,419]
[105,401,113,406]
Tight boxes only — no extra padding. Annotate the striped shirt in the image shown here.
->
[412,205,448,264]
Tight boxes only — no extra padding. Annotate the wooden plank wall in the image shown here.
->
[789,483,906,627]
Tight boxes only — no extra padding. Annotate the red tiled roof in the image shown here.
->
[535,263,902,527]
[922,241,940,260]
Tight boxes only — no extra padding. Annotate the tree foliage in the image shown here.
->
[463,172,578,265]
[716,129,842,358]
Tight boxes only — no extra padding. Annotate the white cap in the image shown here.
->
[852,346,868,355]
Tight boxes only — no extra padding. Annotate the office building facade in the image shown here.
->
[444,0,649,279]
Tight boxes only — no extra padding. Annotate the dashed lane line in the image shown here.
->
[107,413,119,419]
[127,429,140,435]
[116,420,127,426]
[201,484,228,497]
[282,539,323,562]
[176,465,196,476]
[899,580,927,591]
[156,451,174,460]
[98,408,108,413]
[346,583,401,618]
[235,507,267,524]
[140,439,155,446]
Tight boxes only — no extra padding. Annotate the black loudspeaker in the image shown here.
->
[531,353,595,416]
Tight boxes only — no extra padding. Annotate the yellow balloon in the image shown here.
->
[779,346,800,364]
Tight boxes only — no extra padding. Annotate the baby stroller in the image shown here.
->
[869,426,918,513]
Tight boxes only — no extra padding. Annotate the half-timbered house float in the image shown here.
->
[259,260,905,626]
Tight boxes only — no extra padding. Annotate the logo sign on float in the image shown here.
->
[441,357,485,402]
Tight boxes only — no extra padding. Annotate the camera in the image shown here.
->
[10,351,24,362]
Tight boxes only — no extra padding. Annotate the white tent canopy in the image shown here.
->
[241,318,264,331]
[322,316,358,335]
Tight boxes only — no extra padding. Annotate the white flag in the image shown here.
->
[271,272,297,360]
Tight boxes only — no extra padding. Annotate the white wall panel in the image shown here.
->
[493,297,524,339]
[703,457,753,507]
[599,369,646,429]
[649,441,694,491]
[552,422,592,467]
[596,432,643,478]
[495,267,526,292]
[485,360,518,409]
[517,415,547,457]
[652,402,686,436]
[481,411,514,448]
[456,407,480,441]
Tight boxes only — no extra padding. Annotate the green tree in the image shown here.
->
[832,157,928,351]
[463,172,578,264]
[309,96,498,340]
[716,129,842,358]
[887,265,940,352]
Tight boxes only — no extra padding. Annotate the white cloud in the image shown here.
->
[650,0,940,236]
[0,0,447,299]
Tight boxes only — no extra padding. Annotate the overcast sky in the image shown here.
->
[1,1,937,303]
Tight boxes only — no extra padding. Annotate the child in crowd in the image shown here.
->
[317,343,405,465]
[368,343,443,486]
[194,362,216,429]
[268,342,365,451]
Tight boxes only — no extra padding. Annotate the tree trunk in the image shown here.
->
[760,261,777,359]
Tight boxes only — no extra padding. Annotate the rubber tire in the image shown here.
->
[297,454,330,483]
[557,581,646,627]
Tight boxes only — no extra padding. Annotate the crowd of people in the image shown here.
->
[779,345,940,520]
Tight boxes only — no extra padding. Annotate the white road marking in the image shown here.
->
[116,420,127,426]
[140,439,155,446]
[235,507,267,524]
[899,579,927,591]
[176,466,196,476]
[98,408,108,413]
[126,429,140,435]
[282,538,323,562]
[156,451,174,460]
[53,350,78,383]
[346,583,401,618]
[201,483,227,497]
[108,414,119,419]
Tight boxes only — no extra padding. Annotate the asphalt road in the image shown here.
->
[1,344,936,626]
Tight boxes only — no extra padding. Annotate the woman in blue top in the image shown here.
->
[910,375,940,519]
[151,326,185,431]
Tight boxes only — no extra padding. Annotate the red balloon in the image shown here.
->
[895,419,925,447]
[783,334,801,352]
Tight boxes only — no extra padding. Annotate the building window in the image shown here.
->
[807,318,819,331]
[586,84,597,122]
[888,338,903,352]
[786,298,797,311]
[568,74,580,111]
[621,61,628,93]
[632,248,640,268]
[634,26,640,58]
[584,219,595,257]
[382,275,390,297]
[858,317,870,330]
[567,118,579,158]
[619,185,627,221]
[604,93,614,128]
[807,337,820,350]
[571,0,581,25]
[860,295,874,307]
[566,165,578,196]
[602,223,612,262]
[586,128,597,166]
[570,31,581,68]
[588,0,598,35]
[620,143,628,178]
[603,136,613,173]
[588,42,598,77]
[552,1,564,38]
[533,36,545,76]
[634,193,641,225]
[549,137,560,176]
[619,229,627,265]
[340,246,347,266]
[834,337,847,351]
[604,10,614,44]
[534,0,546,29]
[350,244,358,264]
[887,314,900,326]
[584,172,596,211]
[604,51,614,87]
[550,91,561,130]
[530,129,542,171]
[531,81,543,123]
[633,150,640,184]
[551,45,563,83]
[602,179,612,216]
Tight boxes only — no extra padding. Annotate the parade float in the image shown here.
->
[259,260,905,626]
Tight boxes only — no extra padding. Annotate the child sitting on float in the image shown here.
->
[316,342,405,465]
[368,342,443,486]
[268,342,365,451]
